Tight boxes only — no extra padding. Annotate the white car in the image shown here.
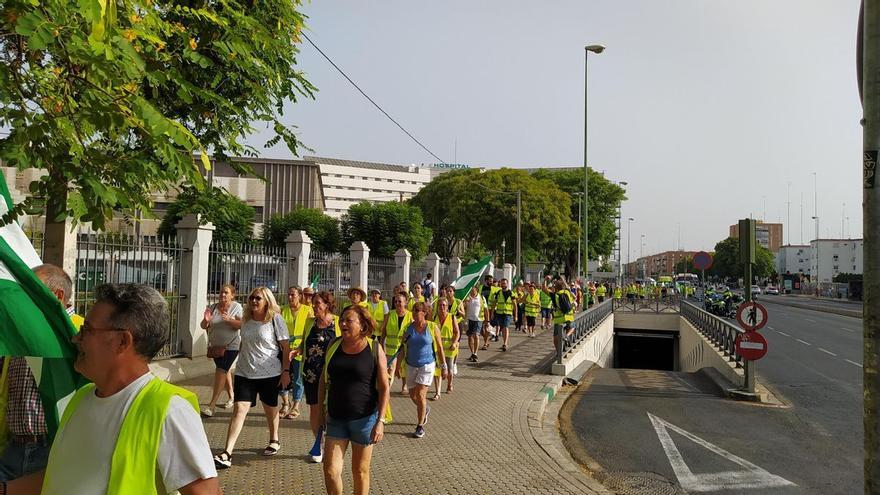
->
[764,286,779,295]
[751,285,761,296]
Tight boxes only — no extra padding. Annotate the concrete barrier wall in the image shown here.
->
[551,314,615,375]
[613,313,680,331]
[678,316,744,388]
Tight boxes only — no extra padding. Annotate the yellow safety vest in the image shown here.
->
[433,313,458,358]
[383,311,413,358]
[493,290,515,315]
[614,287,622,299]
[281,304,313,362]
[322,338,393,423]
[43,377,199,495]
[552,290,576,325]
[597,285,607,297]
[369,300,389,337]
[407,295,426,311]
[524,292,541,317]
[399,322,441,376]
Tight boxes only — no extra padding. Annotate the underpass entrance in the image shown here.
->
[613,330,678,371]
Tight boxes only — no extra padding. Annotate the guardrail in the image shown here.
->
[556,299,613,364]
[612,294,682,313]
[680,300,743,367]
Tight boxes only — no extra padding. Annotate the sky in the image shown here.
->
[249,0,864,261]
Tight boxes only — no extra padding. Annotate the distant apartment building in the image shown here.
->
[729,220,783,253]
[624,250,698,279]
[809,238,863,284]
[775,244,811,277]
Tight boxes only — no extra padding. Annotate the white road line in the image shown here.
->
[767,326,774,330]
[841,327,856,333]
[796,339,811,346]
[846,359,863,368]
[804,318,816,323]
[778,331,791,337]
[818,348,837,357]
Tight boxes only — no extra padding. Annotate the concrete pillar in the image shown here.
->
[487,262,495,281]
[503,263,514,281]
[395,249,411,292]
[175,214,214,358]
[350,241,370,291]
[425,252,441,295]
[42,217,77,286]
[285,230,312,289]
[448,257,462,281]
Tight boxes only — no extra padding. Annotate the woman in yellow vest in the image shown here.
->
[317,305,390,495]
[368,289,389,337]
[398,302,445,439]
[347,287,369,310]
[524,283,541,338]
[431,298,460,399]
[407,283,426,312]
[380,293,412,395]
[279,286,314,419]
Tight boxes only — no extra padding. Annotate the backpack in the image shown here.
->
[556,291,572,314]
[422,280,433,297]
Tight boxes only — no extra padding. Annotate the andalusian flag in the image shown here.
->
[310,274,320,290]
[0,178,84,438]
[451,256,492,299]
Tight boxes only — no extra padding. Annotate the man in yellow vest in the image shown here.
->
[279,286,314,420]
[11,284,220,495]
[478,275,500,346]
[490,278,517,352]
[596,283,607,303]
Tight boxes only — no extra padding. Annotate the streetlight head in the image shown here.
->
[628,217,635,221]
[585,44,605,54]
[619,181,628,186]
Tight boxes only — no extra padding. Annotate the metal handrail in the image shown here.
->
[680,300,744,366]
[612,294,682,313]
[556,299,613,364]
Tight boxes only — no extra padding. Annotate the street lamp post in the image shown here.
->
[640,234,646,279]
[574,192,583,279]
[627,217,634,281]
[584,44,604,282]
[501,239,506,267]
[617,181,627,287]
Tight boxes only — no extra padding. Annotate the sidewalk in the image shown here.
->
[181,326,603,494]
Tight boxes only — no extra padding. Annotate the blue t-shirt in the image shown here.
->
[404,323,435,367]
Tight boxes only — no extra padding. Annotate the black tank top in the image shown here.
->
[327,343,378,420]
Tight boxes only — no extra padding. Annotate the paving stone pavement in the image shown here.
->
[182,326,600,494]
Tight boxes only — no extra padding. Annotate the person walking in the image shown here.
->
[380,293,412,395]
[524,283,541,338]
[200,283,243,417]
[514,281,526,333]
[420,273,437,302]
[398,302,446,438]
[596,282,607,303]
[18,283,220,494]
[318,305,390,495]
[280,286,313,420]
[368,289,389,338]
[430,298,460,399]
[463,286,488,362]
[347,288,369,310]
[543,278,576,353]
[539,283,553,331]
[490,278,516,352]
[479,275,499,345]
[407,283,426,312]
[213,287,291,469]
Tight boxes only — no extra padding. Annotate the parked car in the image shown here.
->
[764,286,779,295]
[751,285,761,297]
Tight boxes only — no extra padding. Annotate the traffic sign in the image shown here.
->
[735,331,768,361]
[693,251,713,271]
[736,301,768,332]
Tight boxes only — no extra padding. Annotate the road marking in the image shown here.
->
[777,331,791,337]
[841,327,856,333]
[648,413,796,492]
[804,318,816,323]
[767,326,774,330]
[796,339,811,346]
[818,348,837,357]
[846,359,863,368]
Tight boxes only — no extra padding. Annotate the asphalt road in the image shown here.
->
[560,302,862,494]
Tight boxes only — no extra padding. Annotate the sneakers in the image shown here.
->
[468,354,477,362]
[501,345,508,352]
[213,451,232,469]
[414,425,426,438]
[200,407,214,418]
[220,399,234,409]
[309,427,324,463]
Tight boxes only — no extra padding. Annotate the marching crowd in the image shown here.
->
[0,262,609,495]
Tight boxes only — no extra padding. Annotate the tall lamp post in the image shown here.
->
[640,234,646,279]
[616,181,627,286]
[574,192,584,279]
[583,44,605,282]
[626,217,634,281]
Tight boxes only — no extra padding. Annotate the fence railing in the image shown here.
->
[680,300,743,367]
[309,251,352,306]
[74,233,186,359]
[612,293,681,313]
[367,255,397,301]
[556,299,613,364]
[207,241,290,306]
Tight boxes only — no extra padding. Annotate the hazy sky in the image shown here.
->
[251,1,864,260]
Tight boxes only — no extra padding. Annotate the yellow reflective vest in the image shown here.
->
[552,290,576,325]
[281,304,314,361]
[492,290,515,315]
[383,310,413,358]
[369,300,389,337]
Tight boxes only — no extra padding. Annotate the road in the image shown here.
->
[560,301,862,494]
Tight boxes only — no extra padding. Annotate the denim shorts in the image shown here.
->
[466,320,483,336]
[326,411,379,446]
[540,308,552,318]
[494,314,512,328]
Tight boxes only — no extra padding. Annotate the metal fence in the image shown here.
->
[409,258,426,290]
[680,300,743,367]
[74,233,186,358]
[556,299,613,364]
[207,241,290,306]
[25,228,45,259]
[612,293,681,313]
[309,251,351,307]
[367,255,397,301]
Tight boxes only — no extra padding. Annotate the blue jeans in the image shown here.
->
[0,440,50,481]
[326,411,379,446]
[281,359,304,402]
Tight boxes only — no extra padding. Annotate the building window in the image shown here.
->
[833,265,839,270]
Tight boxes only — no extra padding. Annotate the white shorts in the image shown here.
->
[406,363,435,388]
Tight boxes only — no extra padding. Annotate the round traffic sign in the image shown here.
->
[693,251,713,271]
[735,331,768,361]
[736,301,768,332]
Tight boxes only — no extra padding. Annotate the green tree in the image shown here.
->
[0,0,315,229]
[156,186,254,245]
[261,207,340,253]
[712,237,776,281]
[340,201,431,259]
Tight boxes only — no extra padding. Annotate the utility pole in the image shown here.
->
[861,0,880,490]
[787,182,792,245]
[516,190,522,282]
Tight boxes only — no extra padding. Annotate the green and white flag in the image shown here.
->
[0,178,84,438]
[452,256,492,300]
[310,274,320,290]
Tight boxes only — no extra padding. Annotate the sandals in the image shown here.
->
[430,393,440,401]
[200,407,214,418]
[263,440,281,456]
[480,344,489,350]
[287,405,301,419]
[213,450,232,469]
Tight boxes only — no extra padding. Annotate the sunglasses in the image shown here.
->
[249,295,263,302]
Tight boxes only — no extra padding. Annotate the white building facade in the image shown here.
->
[775,244,811,277]
[809,239,863,283]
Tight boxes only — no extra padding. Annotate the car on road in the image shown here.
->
[751,285,761,297]
[764,286,779,295]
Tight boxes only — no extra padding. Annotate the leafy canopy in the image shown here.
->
[156,186,254,245]
[340,201,431,260]
[261,207,340,253]
[712,237,776,281]
[0,0,315,228]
